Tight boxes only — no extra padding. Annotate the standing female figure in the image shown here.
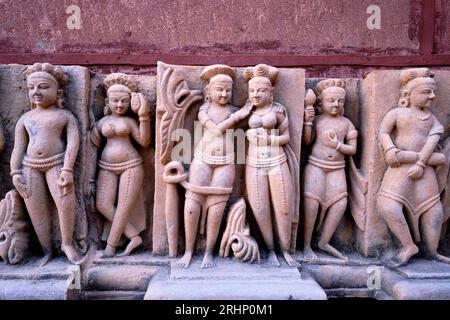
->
[91,73,150,258]
[244,64,299,267]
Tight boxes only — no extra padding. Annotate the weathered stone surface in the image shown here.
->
[153,62,305,256]
[86,73,156,250]
[0,64,90,259]
[359,69,450,257]
[436,0,450,54]
[145,257,326,300]
[0,258,80,299]
[0,0,420,55]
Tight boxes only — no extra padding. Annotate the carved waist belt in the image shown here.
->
[308,155,345,170]
[22,152,65,169]
[99,157,143,172]
[194,150,234,165]
[247,153,286,168]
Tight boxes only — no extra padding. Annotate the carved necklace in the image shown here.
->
[411,108,431,121]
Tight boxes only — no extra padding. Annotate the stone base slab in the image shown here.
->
[145,257,327,300]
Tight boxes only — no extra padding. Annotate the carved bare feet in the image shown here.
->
[303,245,319,261]
[318,241,348,260]
[100,244,116,259]
[176,251,193,268]
[118,236,143,257]
[201,250,216,269]
[37,252,53,267]
[62,244,82,265]
[435,253,450,264]
[391,245,419,267]
[267,250,280,267]
[282,251,299,267]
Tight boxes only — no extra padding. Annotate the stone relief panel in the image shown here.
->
[87,72,156,257]
[153,62,305,268]
[0,63,89,265]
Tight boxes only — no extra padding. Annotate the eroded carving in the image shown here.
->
[378,68,450,266]
[10,63,82,265]
[243,64,300,267]
[91,73,151,258]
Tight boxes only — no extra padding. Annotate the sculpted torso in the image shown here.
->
[248,105,285,158]
[97,115,141,163]
[310,116,353,162]
[196,104,236,157]
[387,108,438,152]
[22,108,72,158]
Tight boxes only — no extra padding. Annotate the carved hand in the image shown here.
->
[12,174,29,199]
[304,106,315,123]
[58,171,74,196]
[247,129,260,145]
[321,130,339,149]
[233,103,253,121]
[407,164,424,180]
[385,148,401,168]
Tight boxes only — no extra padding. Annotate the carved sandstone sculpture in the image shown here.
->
[91,73,150,258]
[219,198,261,264]
[175,65,252,268]
[378,68,450,266]
[0,190,29,264]
[243,64,300,267]
[302,79,366,261]
[10,63,81,265]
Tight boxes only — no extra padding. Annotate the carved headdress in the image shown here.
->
[200,65,234,103]
[25,63,69,109]
[313,78,346,115]
[103,73,139,115]
[243,64,278,85]
[314,78,346,95]
[103,73,138,93]
[200,64,235,83]
[398,68,436,107]
[26,63,69,86]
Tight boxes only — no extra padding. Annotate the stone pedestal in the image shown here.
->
[144,257,326,300]
[83,252,169,300]
[0,258,80,300]
[382,259,450,300]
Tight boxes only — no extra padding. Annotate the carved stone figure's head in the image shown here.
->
[315,79,346,116]
[103,73,138,116]
[244,64,278,108]
[398,68,436,109]
[201,65,234,106]
[25,63,68,109]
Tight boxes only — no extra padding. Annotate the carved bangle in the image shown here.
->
[10,169,22,177]
[416,160,426,168]
[384,146,396,153]
[304,122,313,126]
[139,116,150,122]
[61,168,74,173]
